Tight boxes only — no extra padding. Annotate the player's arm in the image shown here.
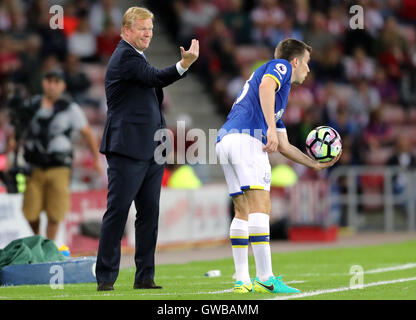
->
[277,130,341,170]
[259,76,278,153]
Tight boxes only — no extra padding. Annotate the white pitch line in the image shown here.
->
[269,276,416,300]
[297,262,416,277]
[365,263,416,274]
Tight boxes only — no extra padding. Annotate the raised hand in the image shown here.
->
[180,39,199,69]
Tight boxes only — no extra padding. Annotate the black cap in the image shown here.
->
[43,68,65,81]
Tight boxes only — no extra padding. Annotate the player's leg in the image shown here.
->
[244,189,274,282]
[230,193,252,292]
[216,137,252,293]
[235,134,300,293]
[244,189,299,294]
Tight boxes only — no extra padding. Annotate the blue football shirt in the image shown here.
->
[217,59,292,145]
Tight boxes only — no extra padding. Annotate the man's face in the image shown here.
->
[125,18,153,51]
[42,77,66,101]
[292,50,310,84]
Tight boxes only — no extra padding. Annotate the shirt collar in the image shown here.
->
[122,37,144,56]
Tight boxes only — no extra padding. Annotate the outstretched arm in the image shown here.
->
[277,130,341,170]
[120,39,199,87]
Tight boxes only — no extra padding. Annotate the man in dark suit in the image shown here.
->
[96,7,199,291]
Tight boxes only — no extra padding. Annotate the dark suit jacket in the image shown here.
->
[100,39,185,160]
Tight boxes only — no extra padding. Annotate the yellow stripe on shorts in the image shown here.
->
[249,185,265,190]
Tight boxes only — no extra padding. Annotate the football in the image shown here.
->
[305,126,342,163]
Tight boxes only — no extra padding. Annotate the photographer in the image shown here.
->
[15,69,102,240]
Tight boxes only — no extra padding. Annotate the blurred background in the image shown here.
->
[0,0,416,254]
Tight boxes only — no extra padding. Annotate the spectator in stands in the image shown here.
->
[399,0,416,25]
[344,47,376,82]
[89,0,123,36]
[328,106,359,142]
[174,0,219,44]
[303,11,335,63]
[318,81,343,122]
[250,0,285,46]
[62,1,80,38]
[314,44,346,83]
[68,14,98,63]
[0,34,21,81]
[26,0,48,29]
[378,16,407,54]
[327,4,347,38]
[20,69,102,240]
[361,108,394,165]
[6,7,27,43]
[32,8,67,61]
[207,17,239,76]
[96,20,121,62]
[12,34,42,92]
[399,56,416,108]
[63,53,91,104]
[363,0,384,37]
[294,0,309,28]
[387,134,416,201]
[343,22,376,57]
[226,63,252,107]
[222,0,252,44]
[348,78,381,129]
[372,66,399,103]
[269,17,303,48]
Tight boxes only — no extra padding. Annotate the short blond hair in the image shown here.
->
[122,7,153,29]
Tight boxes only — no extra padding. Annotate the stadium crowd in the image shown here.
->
[1,0,416,193]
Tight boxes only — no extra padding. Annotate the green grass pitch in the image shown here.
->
[1,240,415,300]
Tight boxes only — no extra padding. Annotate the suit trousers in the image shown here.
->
[96,152,165,285]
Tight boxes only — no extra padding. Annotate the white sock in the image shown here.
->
[229,218,250,284]
[248,213,274,282]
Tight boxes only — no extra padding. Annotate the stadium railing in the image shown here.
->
[328,166,416,232]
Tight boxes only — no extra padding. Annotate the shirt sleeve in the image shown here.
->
[262,61,291,92]
[176,61,188,76]
[69,102,88,131]
[276,119,286,132]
